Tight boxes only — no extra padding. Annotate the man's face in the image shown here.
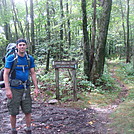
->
[17,42,27,53]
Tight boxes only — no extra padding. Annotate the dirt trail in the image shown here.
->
[0,89,109,134]
[0,63,129,134]
[110,65,129,105]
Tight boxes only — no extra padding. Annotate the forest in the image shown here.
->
[0,0,134,133]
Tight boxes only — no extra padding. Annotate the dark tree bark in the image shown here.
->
[30,0,35,53]
[59,0,64,60]
[66,0,71,47]
[25,0,30,43]
[126,0,130,63]
[12,15,19,40]
[90,0,96,72]
[2,0,10,41]
[90,0,112,83]
[46,0,51,72]
[119,0,126,48]
[81,0,90,80]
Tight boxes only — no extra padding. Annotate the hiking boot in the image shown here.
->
[25,130,32,134]
[12,130,17,134]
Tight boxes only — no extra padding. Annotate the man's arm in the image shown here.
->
[4,68,12,99]
[30,68,39,96]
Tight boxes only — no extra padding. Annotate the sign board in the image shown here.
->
[52,61,77,69]
[53,61,77,101]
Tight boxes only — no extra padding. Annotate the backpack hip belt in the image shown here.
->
[9,79,31,87]
[10,79,31,100]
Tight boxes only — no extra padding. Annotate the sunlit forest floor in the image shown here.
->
[0,60,133,134]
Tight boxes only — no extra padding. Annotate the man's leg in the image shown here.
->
[25,113,32,134]
[25,113,31,127]
[10,115,17,134]
[10,115,16,129]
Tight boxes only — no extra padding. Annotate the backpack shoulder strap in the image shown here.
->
[9,52,18,79]
[25,52,30,68]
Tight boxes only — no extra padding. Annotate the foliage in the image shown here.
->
[77,79,94,92]
[36,60,119,103]
[0,35,8,64]
[120,62,134,76]
[95,64,116,91]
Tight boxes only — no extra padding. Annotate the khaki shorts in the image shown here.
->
[7,88,32,115]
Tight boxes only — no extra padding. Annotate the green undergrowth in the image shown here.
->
[36,60,122,108]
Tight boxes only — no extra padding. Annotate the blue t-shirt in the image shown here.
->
[5,54,35,89]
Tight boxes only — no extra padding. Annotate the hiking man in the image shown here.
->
[4,38,39,134]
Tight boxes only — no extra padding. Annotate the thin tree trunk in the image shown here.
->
[12,15,19,40]
[126,0,130,63]
[46,0,51,72]
[66,0,71,47]
[59,0,64,60]
[30,0,35,54]
[119,0,126,48]
[81,0,90,80]
[25,0,30,43]
[90,0,96,72]
[2,0,10,41]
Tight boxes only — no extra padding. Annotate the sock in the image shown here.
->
[12,128,16,131]
[26,127,31,131]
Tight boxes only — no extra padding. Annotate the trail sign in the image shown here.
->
[52,61,77,69]
[53,61,77,101]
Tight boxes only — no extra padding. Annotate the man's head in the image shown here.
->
[16,38,27,54]
[16,38,27,45]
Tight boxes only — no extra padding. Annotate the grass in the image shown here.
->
[107,60,134,134]
[110,100,134,134]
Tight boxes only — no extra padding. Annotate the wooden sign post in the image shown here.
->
[53,61,77,101]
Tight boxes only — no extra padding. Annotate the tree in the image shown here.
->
[1,0,11,41]
[66,0,71,47]
[81,0,90,80]
[25,0,30,43]
[90,0,96,72]
[59,0,64,60]
[30,0,35,53]
[126,0,130,63]
[46,0,51,72]
[90,0,112,83]
[11,0,19,40]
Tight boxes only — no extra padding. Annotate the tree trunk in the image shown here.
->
[4,23,10,41]
[126,0,130,63]
[12,15,19,40]
[81,0,90,80]
[119,0,126,48]
[2,0,10,41]
[59,0,64,60]
[90,0,112,83]
[30,0,35,54]
[90,0,96,72]
[25,0,30,43]
[66,0,71,47]
[11,0,24,39]
[46,0,51,72]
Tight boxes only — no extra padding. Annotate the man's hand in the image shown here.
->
[34,88,39,97]
[6,88,12,99]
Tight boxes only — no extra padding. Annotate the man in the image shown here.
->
[4,38,39,134]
